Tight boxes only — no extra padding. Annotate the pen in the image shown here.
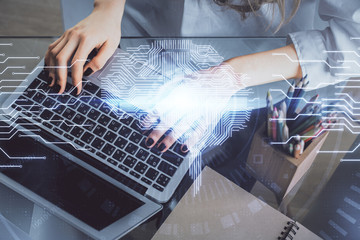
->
[267,91,273,138]
[277,109,284,142]
[294,143,301,159]
[285,82,295,110]
[282,123,289,149]
[272,107,278,141]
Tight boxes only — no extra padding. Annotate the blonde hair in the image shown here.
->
[214,0,302,32]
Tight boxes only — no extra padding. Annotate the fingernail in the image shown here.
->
[84,68,93,77]
[48,77,53,85]
[181,145,189,152]
[146,138,154,147]
[158,143,166,152]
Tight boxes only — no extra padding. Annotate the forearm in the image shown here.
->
[93,0,126,26]
[225,44,302,88]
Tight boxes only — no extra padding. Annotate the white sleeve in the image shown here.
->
[287,0,360,89]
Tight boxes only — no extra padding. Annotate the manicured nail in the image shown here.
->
[181,145,188,152]
[84,68,93,76]
[158,143,166,152]
[146,138,154,147]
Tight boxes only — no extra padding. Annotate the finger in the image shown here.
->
[182,119,208,153]
[83,40,118,76]
[48,38,69,87]
[45,35,65,66]
[156,114,197,152]
[54,38,79,94]
[145,109,183,149]
[71,39,95,94]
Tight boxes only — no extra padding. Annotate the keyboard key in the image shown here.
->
[83,119,96,131]
[158,161,176,177]
[38,82,50,93]
[125,143,138,155]
[135,149,149,161]
[96,151,107,159]
[89,97,102,108]
[70,126,84,138]
[39,109,53,120]
[123,156,137,168]
[68,98,80,110]
[53,104,65,114]
[27,78,41,89]
[110,109,124,119]
[79,92,92,103]
[93,125,106,137]
[131,120,143,133]
[88,109,101,120]
[119,126,131,138]
[62,108,76,120]
[50,114,63,126]
[77,103,90,115]
[42,122,53,129]
[141,177,152,185]
[73,114,86,125]
[114,137,127,149]
[33,92,46,103]
[24,89,36,98]
[162,151,184,167]
[152,184,164,192]
[74,139,85,147]
[118,164,129,172]
[129,132,142,144]
[156,174,170,187]
[81,132,95,144]
[150,146,162,156]
[15,97,34,108]
[98,114,111,126]
[107,158,118,166]
[57,94,70,104]
[60,121,73,132]
[29,105,42,113]
[120,115,134,125]
[99,103,111,114]
[146,155,160,168]
[108,120,121,132]
[113,149,126,162]
[53,128,63,135]
[48,86,61,97]
[102,143,116,156]
[130,171,140,179]
[42,97,56,108]
[104,131,117,143]
[134,162,148,174]
[83,81,99,94]
[64,133,74,141]
[86,146,96,153]
[91,137,105,150]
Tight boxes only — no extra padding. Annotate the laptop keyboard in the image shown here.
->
[11,70,188,193]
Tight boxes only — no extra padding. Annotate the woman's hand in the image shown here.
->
[141,64,246,153]
[45,0,125,94]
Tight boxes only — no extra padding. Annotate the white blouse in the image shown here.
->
[61,0,360,96]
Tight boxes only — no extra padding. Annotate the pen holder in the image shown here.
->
[246,124,328,203]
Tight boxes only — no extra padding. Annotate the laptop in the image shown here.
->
[0,48,194,239]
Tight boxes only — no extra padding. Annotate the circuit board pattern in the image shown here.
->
[98,40,252,152]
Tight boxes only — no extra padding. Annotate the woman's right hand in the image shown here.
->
[45,0,125,94]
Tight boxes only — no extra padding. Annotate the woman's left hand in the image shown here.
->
[141,64,246,153]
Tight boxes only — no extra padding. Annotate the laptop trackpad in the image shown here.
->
[0,126,145,231]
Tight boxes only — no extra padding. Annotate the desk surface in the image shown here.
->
[0,37,358,240]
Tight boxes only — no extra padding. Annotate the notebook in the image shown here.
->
[152,166,321,240]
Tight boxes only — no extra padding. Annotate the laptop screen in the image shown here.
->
[0,128,145,231]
